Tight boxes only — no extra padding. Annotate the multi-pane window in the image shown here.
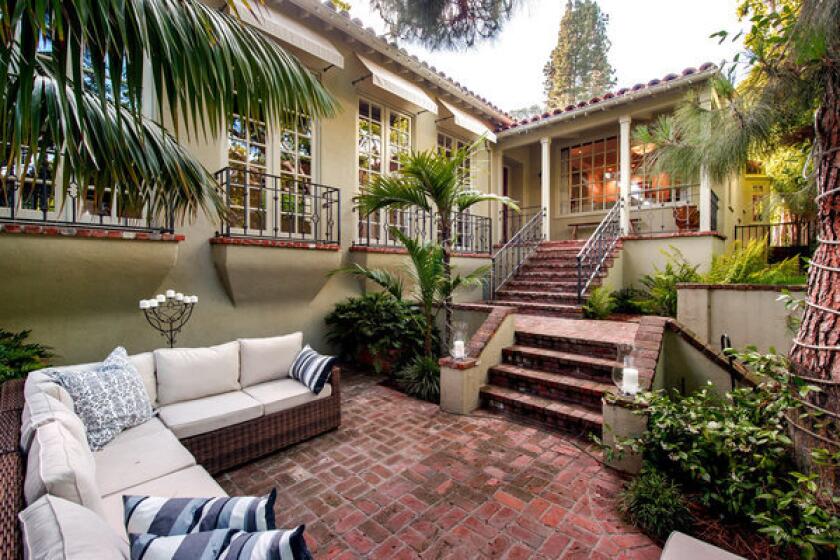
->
[566,137,618,213]
[629,142,690,206]
[752,184,765,222]
[227,113,268,230]
[357,99,413,242]
[437,133,472,188]
[279,116,314,235]
[438,133,474,249]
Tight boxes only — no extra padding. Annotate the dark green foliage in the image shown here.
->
[704,238,806,285]
[395,355,440,402]
[634,248,700,317]
[582,286,615,319]
[544,0,615,109]
[0,330,53,383]
[324,293,430,373]
[619,465,693,542]
[612,288,645,315]
[369,0,520,49]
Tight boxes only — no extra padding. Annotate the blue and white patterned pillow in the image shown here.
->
[49,347,153,450]
[289,345,335,395]
[129,526,311,560]
[124,491,277,536]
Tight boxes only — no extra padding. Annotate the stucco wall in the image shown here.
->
[620,234,725,288]
[677,284,803,354]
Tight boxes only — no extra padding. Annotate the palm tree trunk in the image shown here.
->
[788,69,840,492]
[439,214,454,351]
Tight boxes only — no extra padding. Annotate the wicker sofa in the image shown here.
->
[0,334,341,558]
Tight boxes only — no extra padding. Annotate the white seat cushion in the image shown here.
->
[20,392,88,452]
[107,417,168,446]
[20,495,129,559]
[101,466,228,542]
[154,342,241,406]
[238,332,303,387]
[24,421,105,518]
[157,391,262,439]
[95,429,196,496]
[243,379,333,416]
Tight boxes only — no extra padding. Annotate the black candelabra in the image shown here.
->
[139,290,198,348]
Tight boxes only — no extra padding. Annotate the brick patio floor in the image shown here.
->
[217,373,660,560]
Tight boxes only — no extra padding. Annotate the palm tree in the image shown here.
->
[635,0,840,484]
[2,1,336,222]
[356,141,518,344]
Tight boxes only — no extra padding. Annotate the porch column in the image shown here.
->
[699,166,712,231]
[619,115,632,235]
[540,137,551,239]
[491,147,504,245]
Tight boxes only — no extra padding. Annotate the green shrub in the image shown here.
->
[395,355,440,402]
[324,293,431,373]
[634,248,700,317]
[704,238,806,285]
[612,287,645,315]
[583,286,616,319]
[0,330,52,383]
[619,465,693,541]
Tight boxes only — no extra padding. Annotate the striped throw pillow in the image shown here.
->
[124,491,276,536]
[129,526,311,560]
[289,345,335,395]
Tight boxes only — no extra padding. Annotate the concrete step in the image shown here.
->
[495,290,579,304]
[514,330,623,361]
[480,384,603,436]
[489,300,583,318]
[488,363,612,412]
[502,344,620,381]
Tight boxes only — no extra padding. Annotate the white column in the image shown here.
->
[699,166,712,231]
[619,115,632,235]
[540,137,551,239]
[491,147,504,245]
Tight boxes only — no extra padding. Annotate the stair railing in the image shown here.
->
[576,202,621,302]
[488,208,545,298]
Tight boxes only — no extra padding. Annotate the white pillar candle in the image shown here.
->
[623,367,639,395]
[453,340,465,359]
[166,289,175,298]
[175,292,184,301]
[156,294,166,303]
[149,299,159,308]
[139,300,150,309]
[191,296,199,304]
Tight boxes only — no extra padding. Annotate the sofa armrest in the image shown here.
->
[330,366,341,398]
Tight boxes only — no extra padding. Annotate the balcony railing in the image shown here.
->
[216,167,340,245]
[1,175,173,232]
[355,207,492,254]
[735,221,814,248]
[628,184,718,235]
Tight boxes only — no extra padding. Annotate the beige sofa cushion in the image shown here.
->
[130,351,157,406]
[20,392,88,452]
[24,422,105,518]
[24,370,75,410]
[154,342,240,406]
[158,391,262,439]
[101,466,228,542]
[107,417,168,446]
[20,495,129,559]
[95,429,196,496]
[243,379,333,416]
[238,332,303,387]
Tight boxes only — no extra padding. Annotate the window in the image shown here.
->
[565,137,618,213]
[752,184,765,221]
[438,133,474,249]
[278,115,314,236]
[437,133,472,188]
[227,112,268,231]
[357,99,413,242]
[629,142,691,206]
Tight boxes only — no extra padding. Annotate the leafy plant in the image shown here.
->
[634,248,700,317]
[704,238,805,285]
[583,286,615,319]
[612,287,645,315]
[324,293,429,373]
[395,355,441,402]
[0,330,53,383]
[619,464,693,542]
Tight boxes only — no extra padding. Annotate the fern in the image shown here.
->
[583,286,616,319]
[0,330,53,383]
[703,238,806,285]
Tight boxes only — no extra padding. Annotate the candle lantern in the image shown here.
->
[451,321,468,360]
[611,345,641,397]
[139,289,197,348]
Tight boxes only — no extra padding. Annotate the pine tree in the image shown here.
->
[544,0,615,110]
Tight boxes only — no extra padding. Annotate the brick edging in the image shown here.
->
[439,305,516,370]
[628,316,667,391]
[209,236,340,251]
[350,245,491,259]
[0,223,184,242]
[677,282,805,292]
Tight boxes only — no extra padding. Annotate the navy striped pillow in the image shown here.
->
[289,345,335,395]
[129,526,311,560]
[123,491,276,536]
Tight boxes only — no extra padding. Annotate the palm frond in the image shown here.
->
[454,190,519,213]
[355,174,430,216]
[329,264,405,300]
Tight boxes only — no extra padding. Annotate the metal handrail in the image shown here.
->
[576,202,621,302]
[488,208,544,297]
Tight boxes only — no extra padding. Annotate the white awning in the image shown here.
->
[438,99,497,143]
[356,55,437,115]
[236,4,344,69]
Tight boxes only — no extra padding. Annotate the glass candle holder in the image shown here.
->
[451,321,468,360]
[611,345,640,397]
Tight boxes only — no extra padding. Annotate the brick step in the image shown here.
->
[495,290,579,304]
[489,301,583,318]
[523,257,615,271]
[514,331,623,360]
[488,364,612,411]
[539,241,586,248]
[480,385,603,436]
[502,345,620,381]
[504,279,593,292]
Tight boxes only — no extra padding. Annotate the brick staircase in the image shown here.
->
[479,323,624,438]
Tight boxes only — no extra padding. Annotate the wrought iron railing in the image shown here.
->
[354,207,492,254]
[576,202,621,302]
[500,204,540,243]
[0,176,173,232]
[216,167,340,244]
[487,208,544,297]
[735,221,814,247]
[628,184,713,234]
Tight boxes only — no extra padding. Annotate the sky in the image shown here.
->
[348,0,749,113]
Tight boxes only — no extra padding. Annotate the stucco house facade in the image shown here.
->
[0,0,767,363]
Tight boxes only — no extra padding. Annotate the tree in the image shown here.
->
[509,104,545,121]
[356,142,517,346]
[1,1,337,222]
[543,0,615,110]
[369,0,521,49]
[634,0,840,486]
